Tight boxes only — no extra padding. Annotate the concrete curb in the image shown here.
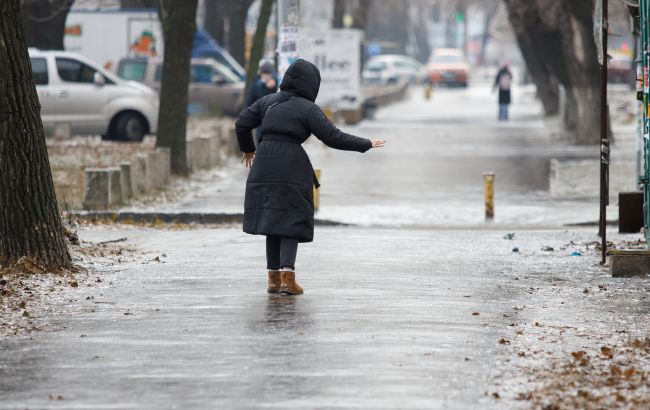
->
[71,211,350,227]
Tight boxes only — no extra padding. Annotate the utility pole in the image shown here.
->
[598,0,609,264]
[276,0,299,79]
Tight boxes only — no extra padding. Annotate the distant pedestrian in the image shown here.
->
[494,64,512,121]
[246,62,278,143]
[235,59,385,295]
[246,62,278,108]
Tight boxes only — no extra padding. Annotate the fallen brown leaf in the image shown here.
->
[571,351,587,361]
[600,346,613,358]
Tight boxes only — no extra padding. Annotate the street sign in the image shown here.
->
[299,29,362,110]
[367,43,382,57]
[594,0,604,66]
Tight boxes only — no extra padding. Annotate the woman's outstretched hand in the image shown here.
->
[241,152,255,168]
[371,140,385,148]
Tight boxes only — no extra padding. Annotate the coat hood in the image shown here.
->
[279,59,321,102]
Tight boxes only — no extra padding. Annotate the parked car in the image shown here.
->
[427,48,470,87]
[29,49,158,142]
[117,57,244,116]
[362,55,426,85]
[608,53,634,85]
[192,29,246,81]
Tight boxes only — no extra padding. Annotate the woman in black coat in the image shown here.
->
[235,59,384,295]
[494,64,513,121]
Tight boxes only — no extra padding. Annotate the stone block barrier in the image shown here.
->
[130,154,147,196]
[83,120,238,210]
[83,167,122,210]
[195,137,210,169]
[550,158,637,198]
[119,162,132,200]
[156,147,171,186]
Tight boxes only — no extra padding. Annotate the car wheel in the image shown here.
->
[110,112,146,142]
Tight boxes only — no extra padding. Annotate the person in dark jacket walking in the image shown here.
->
[235,59,385,295]
[494,63,513,121]
[245,62,278,108]
[245,62,278,144]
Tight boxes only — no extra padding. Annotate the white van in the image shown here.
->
[29,49,158,142]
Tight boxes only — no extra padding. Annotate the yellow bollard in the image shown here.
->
[424,84,432,100]
[322,107,334,121]
[483,172,495,220]
[313,169,322,211]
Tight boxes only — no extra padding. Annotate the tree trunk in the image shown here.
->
[351,0,372,30]
[120,0,158,8]
[224,0,253,67]
[20,0,74,51]
[503,0,602,144]
[332,0,345,28]
[245,0,274,98]
[366,1,407,53]
[477,0,499,66]
[413,0,431,63]
[0,0,71,269]
[204,0,225,45]
[156,0,198,175]
[503,0,559,115]
[564,84,601,144]
[560,0,603,144]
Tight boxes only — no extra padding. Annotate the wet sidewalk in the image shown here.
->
[124,85,611,229]
[1,226,647,409]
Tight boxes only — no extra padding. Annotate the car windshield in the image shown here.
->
[209,62,241,83]
[118,60,147,81]
[155,61,241,84]
[366,61,387,72]
[194,50,245,80]
[191,64,214,83]
[432,54,463,64]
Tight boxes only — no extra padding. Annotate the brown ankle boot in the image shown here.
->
[267,271,282,293]
[280,271,303,295]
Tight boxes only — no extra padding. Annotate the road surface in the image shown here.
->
[2,85,647,409]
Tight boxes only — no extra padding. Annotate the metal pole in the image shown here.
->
[599,0,609,264]
[275,0,281,70]
[642,0,650,246]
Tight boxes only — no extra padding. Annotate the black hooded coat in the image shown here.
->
[235,59,372,242]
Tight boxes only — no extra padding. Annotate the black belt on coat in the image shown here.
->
[261,134,298,144]
[260,134,320,189]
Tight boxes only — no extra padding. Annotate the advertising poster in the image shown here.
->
[299,29,362,110]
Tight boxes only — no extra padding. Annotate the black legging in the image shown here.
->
[266,236,299,271]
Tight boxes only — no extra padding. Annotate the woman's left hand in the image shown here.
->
[241,152,255,168]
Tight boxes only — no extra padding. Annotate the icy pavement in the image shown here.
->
[3,84,644,409]
[135,85,614,229]
[0,226,648,409]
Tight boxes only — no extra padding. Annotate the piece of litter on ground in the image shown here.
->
[570,251,582,256]
[96,237,127,246]
[512,247,519,253]
[503,233,515,240]
[541,246,554,252]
